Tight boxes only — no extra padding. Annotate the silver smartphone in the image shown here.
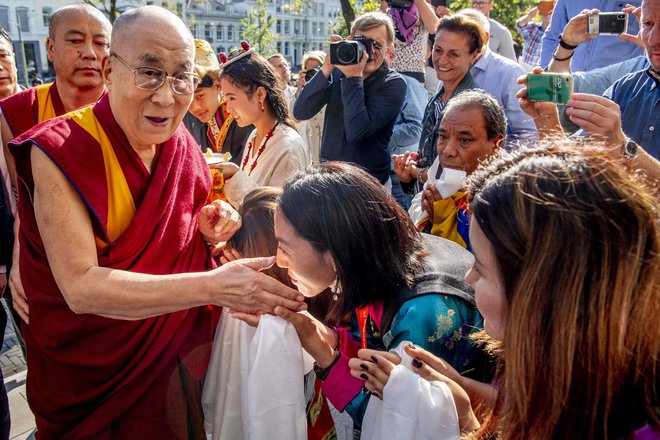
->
[587,13,628,35]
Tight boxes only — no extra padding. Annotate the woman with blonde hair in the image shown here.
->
[356,142,660,438]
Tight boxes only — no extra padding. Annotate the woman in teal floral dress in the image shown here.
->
[235,162,488,430]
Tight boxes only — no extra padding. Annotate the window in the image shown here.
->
[294,19,300,36]
[277,42,282,53]
[284,20,290,35]
[0,7,10,31]
[42,7,53,28]
[284,42,290,56]
[216,24,223,41]
[276,19,281,34]
[17,7,30,33]
[205,23,213,42]
[191,23,198,38]
[217,46,225,54]
[227,24,234,41]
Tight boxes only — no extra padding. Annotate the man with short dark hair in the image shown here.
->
[294,12,407,189]
[9,6,305,437]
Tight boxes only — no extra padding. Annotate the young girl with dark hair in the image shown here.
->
[212,45,310,206]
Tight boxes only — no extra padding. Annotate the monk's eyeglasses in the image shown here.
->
[110,52,201,95]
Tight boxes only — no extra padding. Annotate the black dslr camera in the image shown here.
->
[329,35,375,66]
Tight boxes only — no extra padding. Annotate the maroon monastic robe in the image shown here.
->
[10,94,217,439]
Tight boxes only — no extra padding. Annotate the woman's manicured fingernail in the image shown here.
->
[360,363,369,371]
[370,356,378,364]
[408,343,417,350]
[360,373,369,381]
[412,358,423,369]
[370,391,380,399]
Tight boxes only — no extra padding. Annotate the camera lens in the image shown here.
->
[618,14,625,18]
[336,44,357,64]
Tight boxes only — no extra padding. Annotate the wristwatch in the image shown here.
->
[313,350,342,382]
[622,138,639,160]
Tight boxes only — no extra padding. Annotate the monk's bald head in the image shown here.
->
[49,4,111,40]
[111,6,193,55]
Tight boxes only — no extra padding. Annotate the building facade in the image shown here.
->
[0,0,70,85]
[1,0,343,84]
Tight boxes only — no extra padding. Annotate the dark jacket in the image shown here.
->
[294,62,407,184]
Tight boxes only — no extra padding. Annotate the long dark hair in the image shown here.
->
[467,141,660,439]
[219,52,296,129]
[278,162,426,323]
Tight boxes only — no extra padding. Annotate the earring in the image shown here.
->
[331,277,342,301]
[259,99,265,112]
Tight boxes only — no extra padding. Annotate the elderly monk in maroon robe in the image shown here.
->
[8,6,306,439]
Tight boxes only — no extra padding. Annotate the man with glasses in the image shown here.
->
[1,5,112,323]
[470,0,517,61]
[294,12,407,190]
[8,6,306,438]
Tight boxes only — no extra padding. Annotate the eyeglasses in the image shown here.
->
[111,52,201,95]
[471,1,492,6]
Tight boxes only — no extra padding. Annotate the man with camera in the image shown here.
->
[293,12,407,189]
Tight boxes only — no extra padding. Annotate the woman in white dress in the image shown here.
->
[214,44,310,206]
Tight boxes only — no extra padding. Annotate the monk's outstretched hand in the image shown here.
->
[212,256,306,315]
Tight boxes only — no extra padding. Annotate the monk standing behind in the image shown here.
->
[8,6,305,439]
[0,4,112,321]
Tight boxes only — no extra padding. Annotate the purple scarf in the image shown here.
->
[389,4,419,45]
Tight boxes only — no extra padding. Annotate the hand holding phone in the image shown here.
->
[526,72,574,104]
[587,12,629,35]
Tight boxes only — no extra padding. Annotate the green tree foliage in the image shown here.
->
[241,0,279,56]
[330,0,381,36]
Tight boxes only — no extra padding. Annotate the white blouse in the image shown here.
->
[224,123,310,206]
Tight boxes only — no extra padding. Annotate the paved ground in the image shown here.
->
[1,300,35,440]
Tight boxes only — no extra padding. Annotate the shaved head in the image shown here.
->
[111,6,193,54]
[49,4,111,39]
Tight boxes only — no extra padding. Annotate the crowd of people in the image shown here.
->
[0,0,657,439]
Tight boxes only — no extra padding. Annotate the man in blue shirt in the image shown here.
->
[539,0,643,70]
[293,12,407,187]
[545,0,658,158]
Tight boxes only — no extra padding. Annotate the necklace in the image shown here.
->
[241,123,277,175]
